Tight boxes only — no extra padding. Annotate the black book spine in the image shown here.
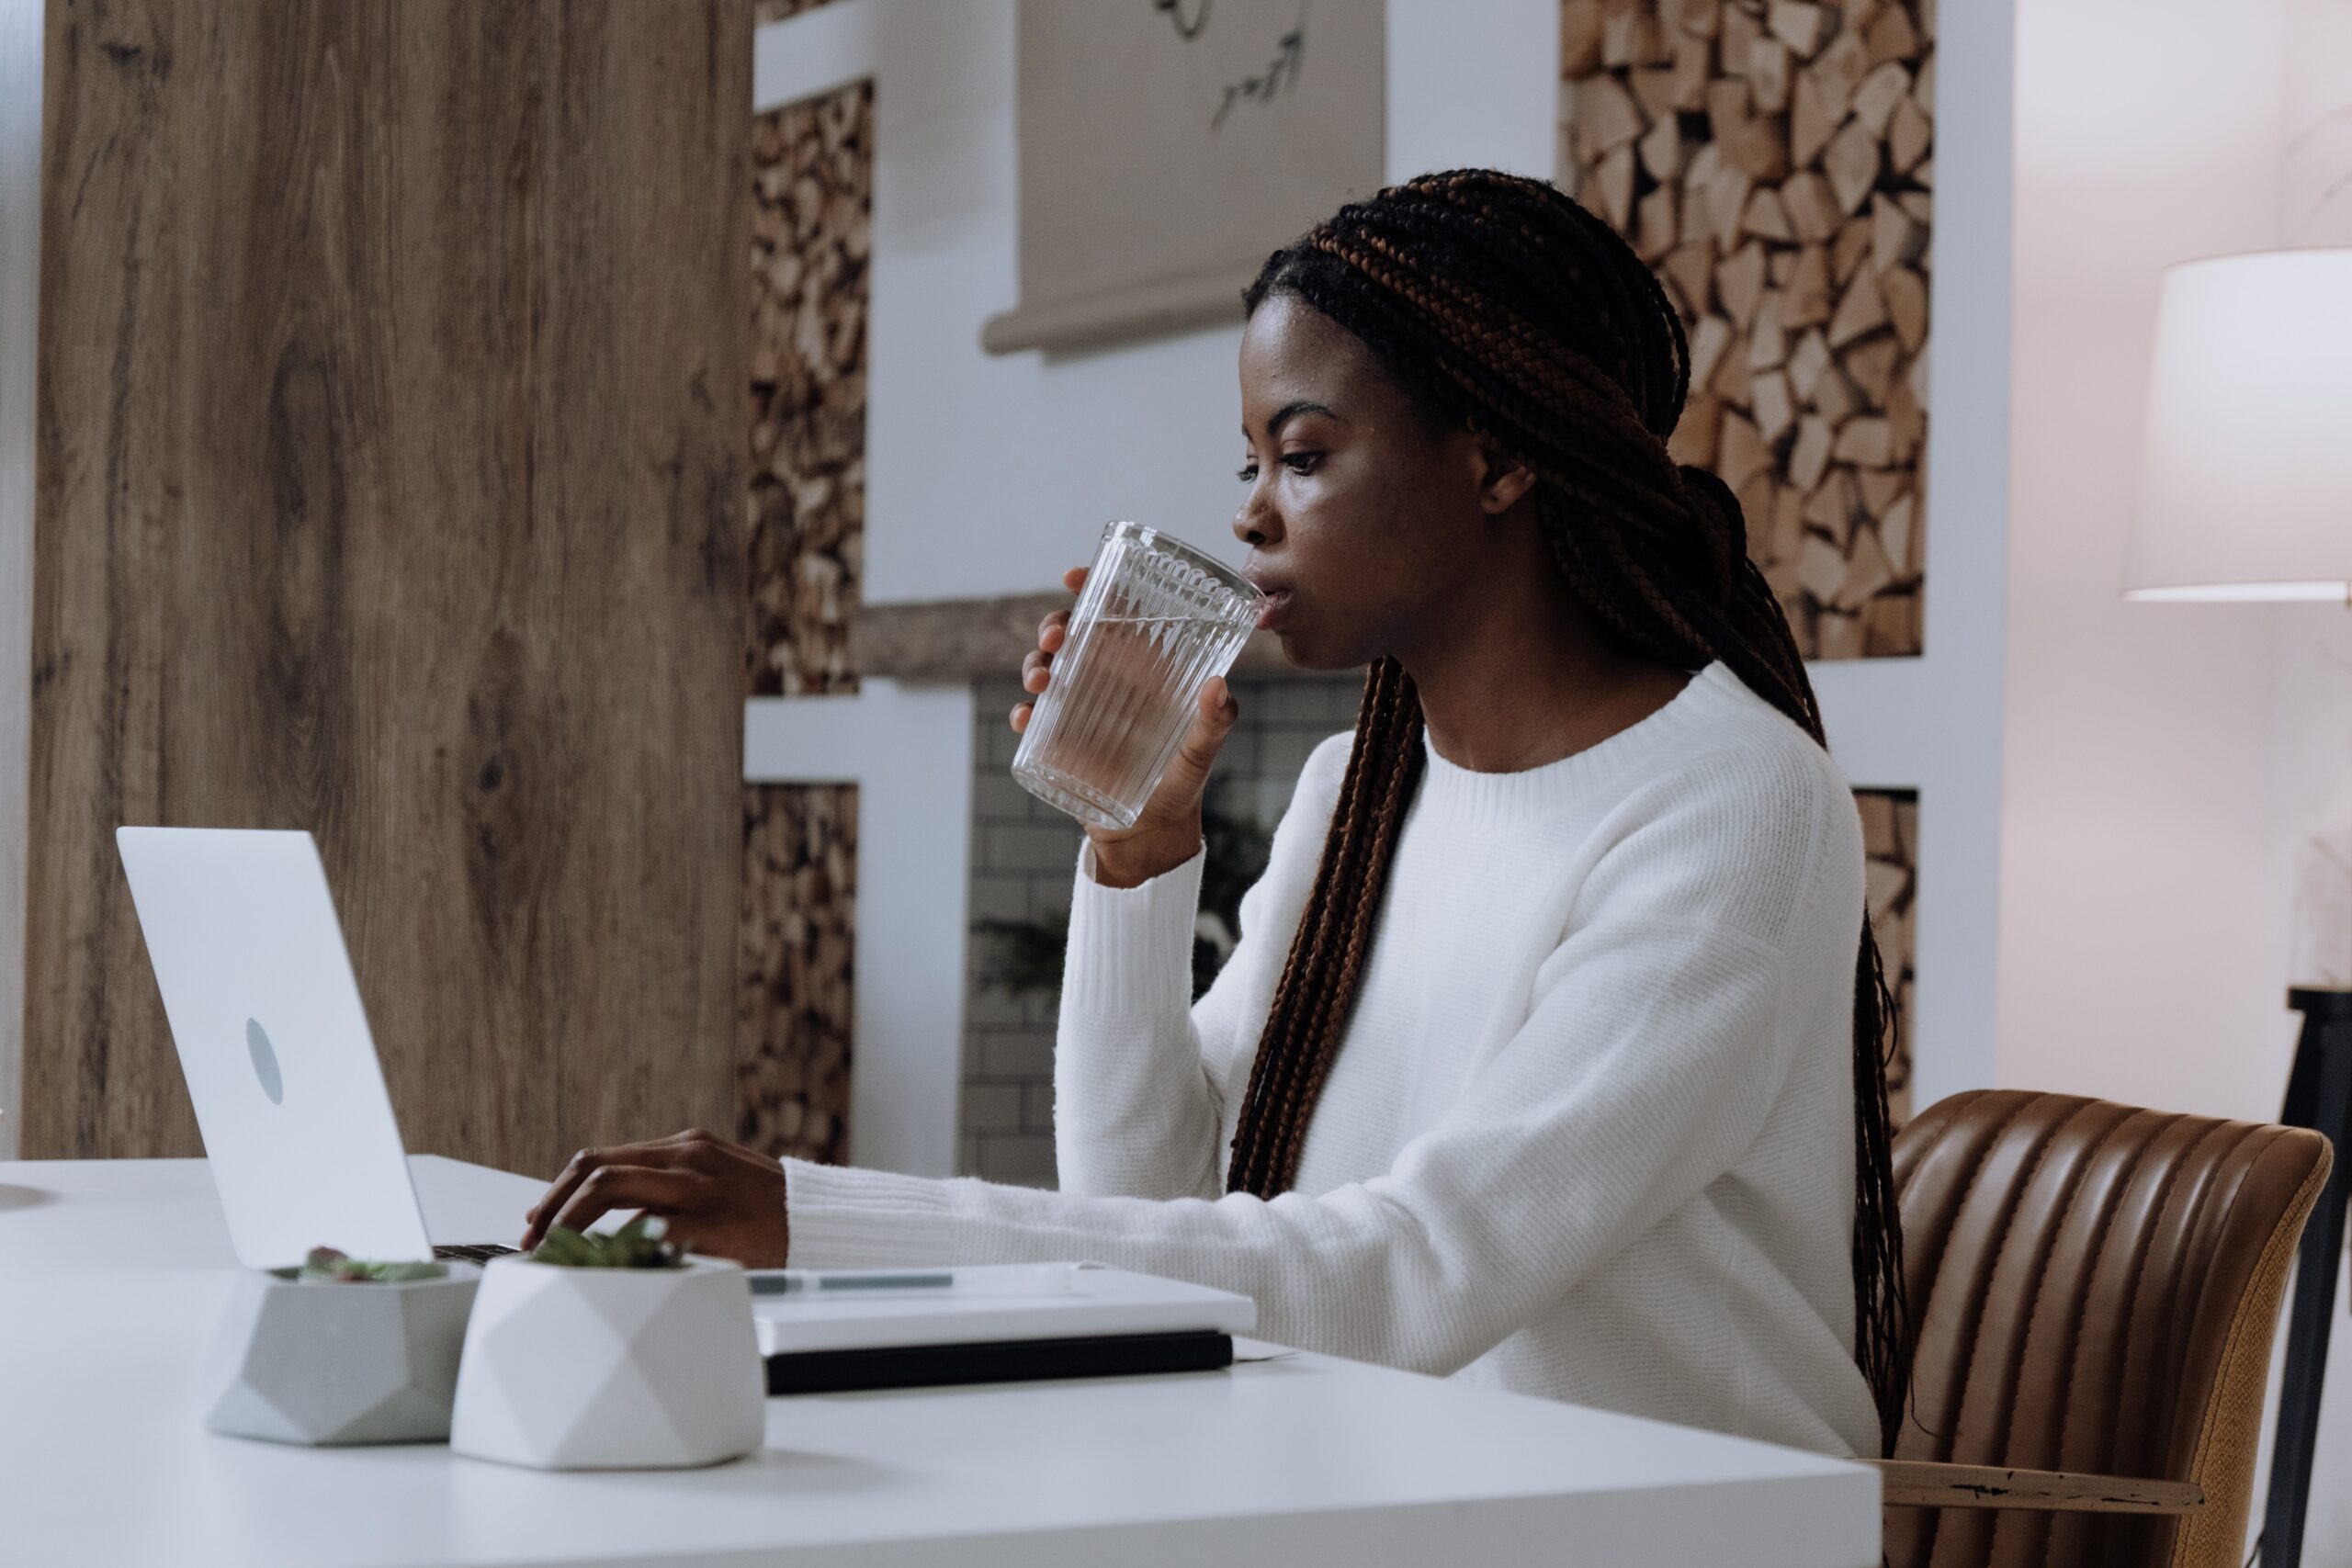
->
[765,1330,1235,1396]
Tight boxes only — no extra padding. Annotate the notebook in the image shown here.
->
[750,1263,1256,1357]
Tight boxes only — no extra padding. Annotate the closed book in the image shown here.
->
[766,1329,1235,1395]
[751,1263,1256,1357]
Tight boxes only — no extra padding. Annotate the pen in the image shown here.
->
[746,1265,1078,1298]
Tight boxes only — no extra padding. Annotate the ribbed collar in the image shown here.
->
[1414,662,1742,835]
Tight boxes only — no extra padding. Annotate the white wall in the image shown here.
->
[864,0,1559,607]
[2009,3,2352,1557]
[743,682,976,1179]
[2002,0,2290,1119]
[1810,0,2013,1114]
[2263,2,2352,1556]
[0,0,40,1160]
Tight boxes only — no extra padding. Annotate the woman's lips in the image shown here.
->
[1255,590,1295,632]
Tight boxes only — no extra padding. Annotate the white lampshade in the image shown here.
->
[2125,248,2352,603]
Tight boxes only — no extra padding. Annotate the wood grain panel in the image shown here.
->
[27,0,752,1174]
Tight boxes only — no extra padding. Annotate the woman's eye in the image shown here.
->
[1282,452,1320,475]
[1237,462,1260,482]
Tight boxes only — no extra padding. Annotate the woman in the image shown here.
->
[524,169,1907,1459]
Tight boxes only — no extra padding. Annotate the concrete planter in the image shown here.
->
[447,1256,764,1471]
[200,1265,481,1446]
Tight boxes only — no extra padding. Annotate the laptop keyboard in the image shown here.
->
[434,1243,522,1263]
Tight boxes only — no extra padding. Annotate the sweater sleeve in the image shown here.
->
[1044,735,1351,1201]
[785,768,1848,1379]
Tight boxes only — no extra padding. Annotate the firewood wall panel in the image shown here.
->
[738,71,869,1165]
[1560,0,1932,660]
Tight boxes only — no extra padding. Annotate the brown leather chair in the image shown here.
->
[1880,1089,2331,1568]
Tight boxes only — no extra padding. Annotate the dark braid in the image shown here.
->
[1227,169,1910,1454]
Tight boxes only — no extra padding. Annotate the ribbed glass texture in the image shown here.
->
[1012,522,1264,831]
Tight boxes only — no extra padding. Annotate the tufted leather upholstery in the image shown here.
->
[1886,1090,2330,1568]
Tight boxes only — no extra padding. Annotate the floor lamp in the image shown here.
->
[2125,247,2352,1568]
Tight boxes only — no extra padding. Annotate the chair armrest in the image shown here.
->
[1873,1460,2206,1516]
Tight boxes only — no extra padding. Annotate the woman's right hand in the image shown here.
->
[1012,566,1240,890]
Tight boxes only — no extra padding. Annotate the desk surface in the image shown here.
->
[0,1157,1878,1568]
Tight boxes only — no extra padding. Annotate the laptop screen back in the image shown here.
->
[115,828,434,1269]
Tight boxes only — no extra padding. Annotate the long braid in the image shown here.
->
[1226,169,1910,1455]
[1226,658,1423,1194]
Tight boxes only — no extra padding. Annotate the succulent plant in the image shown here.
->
[297,1247,448,1284]
[527,1213,684,1269]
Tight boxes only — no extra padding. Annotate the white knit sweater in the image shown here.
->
[784,661,1879,1457]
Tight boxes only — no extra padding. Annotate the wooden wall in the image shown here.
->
[26,0,752,1174]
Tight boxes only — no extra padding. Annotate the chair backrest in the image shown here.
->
[1887,1089,2329,1568]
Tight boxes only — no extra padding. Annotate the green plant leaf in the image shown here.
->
[528,1213,684,1269]
[295,1246,447,1283]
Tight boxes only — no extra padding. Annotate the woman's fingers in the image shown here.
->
[519,1128,791,1262]
[1156,676,1239,806]
[524,1139,686,1247]
[546,1164,710,1238]
[1035,615,1069,666]
[524,1145,616,1247]
[1005,569,1085,732]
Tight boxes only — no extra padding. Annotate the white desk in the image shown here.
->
[0,1157,1879,1567]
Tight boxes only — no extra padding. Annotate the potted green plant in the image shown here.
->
[447,1217,764,1471]
[200,1248,481,1446]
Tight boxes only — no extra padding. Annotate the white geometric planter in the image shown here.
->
[447,1256,764,1471]
[200,1266,481,1446]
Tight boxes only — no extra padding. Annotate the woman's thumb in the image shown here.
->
[1159,677,1238,801]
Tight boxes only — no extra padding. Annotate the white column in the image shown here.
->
[754,0,876,114]
[0,0,43,1158]
[1808,0,2015,1113]
[745,680,978,1179]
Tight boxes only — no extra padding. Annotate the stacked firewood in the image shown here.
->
[1857,788,1917,1122]
[739,784,856,1165]
[740,80,872,1167]
[1560,0,1931,660]
[749,84,871,699]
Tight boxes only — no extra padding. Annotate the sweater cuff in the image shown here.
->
[1064,839,1204,1018]
[783,1157,961,1268]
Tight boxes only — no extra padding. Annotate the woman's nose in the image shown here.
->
[1234,491,1282,548]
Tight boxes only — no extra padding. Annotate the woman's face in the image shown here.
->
[1234,293,1508,671]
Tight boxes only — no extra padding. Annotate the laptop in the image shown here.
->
[115,827,518,1270]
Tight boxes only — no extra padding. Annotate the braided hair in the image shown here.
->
[1226,168,1910,1454]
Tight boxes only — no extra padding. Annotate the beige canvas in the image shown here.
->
[984,0,1385,355]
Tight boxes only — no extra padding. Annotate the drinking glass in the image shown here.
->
[1011,521,1265,831]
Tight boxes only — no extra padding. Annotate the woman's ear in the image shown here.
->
[1476,441,1539,515]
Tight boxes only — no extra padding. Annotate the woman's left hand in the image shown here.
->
[519,1129,790,1267]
